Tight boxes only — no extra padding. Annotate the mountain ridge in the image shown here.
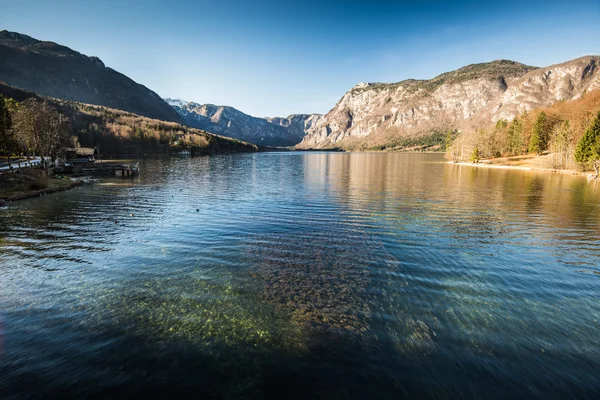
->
[350,59,539,93]
[0,80,258,157]
[165,98,321,147]
[297,55,600,150]
[2,30,597,151]
[0,30,181,123]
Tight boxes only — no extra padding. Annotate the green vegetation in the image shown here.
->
[470,145,480,163]
[351,60,537,95]
[574,111,600,176]
[528,111,549,155]
[368,130,458,152]
[506,116,524,155]
[447,89,600,173]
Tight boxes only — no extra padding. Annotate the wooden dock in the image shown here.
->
[71,162,140,176]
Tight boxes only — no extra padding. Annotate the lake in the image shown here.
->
[1,152,600,399]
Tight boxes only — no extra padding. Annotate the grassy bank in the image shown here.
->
[0,168,83,201]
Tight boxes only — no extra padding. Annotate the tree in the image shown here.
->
[0,94,15,169]
[478,122,505,158]
[470,145,480,163]
[13,99,71,172]
[446,131,466,162]
[13,99,41,160]
[444,130,454,152]
[506,116,523,156]
[574,111,600,177]
[550,120,572,169]
[528,111,550,155]
[43,108,71,165]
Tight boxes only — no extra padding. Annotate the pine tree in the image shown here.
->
[470,145,480,163]
[444,130,454,152]
[507,117,523,155]
[574,111,600,176]
[528,111,549,156]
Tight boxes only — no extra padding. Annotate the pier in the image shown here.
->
[68,162,140,176]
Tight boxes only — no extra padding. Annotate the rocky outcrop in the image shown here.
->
[266,114,323,141]
[166,99,320,147]
[297,56,600,149]
[0,30,181,123]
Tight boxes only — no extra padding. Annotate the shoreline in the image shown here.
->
[293,148,445,154]
[448,161,597,179]
[0,167,87,203]
[2,179,84,202]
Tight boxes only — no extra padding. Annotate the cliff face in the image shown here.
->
[297,57,600,150]
[0,30,181,123]
[166,99,320,147]
[266,114,323,142]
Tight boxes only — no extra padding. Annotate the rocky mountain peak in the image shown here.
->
[298,56,600,150]
[166,99,321,147]
[164,97,189,108]
[352,82,371,90]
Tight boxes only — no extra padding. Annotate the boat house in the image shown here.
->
[63,147,97,164]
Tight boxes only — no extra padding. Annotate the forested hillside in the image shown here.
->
[0,82,257,168]
[448,89,600,174]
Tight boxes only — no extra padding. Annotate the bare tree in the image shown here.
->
[42,108,71,166]
[550,120,572,170]
[13,98,41,163]
[13,99,71,172]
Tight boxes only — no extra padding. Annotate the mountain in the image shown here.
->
[297,56,600,150]
[266,114,323,142]
[0,81,257,156]
[0,30,180,123]
[165,98,320,147]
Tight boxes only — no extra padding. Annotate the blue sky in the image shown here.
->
[1,0,599,117]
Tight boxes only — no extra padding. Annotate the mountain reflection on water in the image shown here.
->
[1,152,599,399]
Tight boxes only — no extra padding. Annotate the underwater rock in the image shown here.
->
[245,222,399,338]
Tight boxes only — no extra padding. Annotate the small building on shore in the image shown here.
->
[63,147,97,164]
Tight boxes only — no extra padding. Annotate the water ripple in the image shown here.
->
[1,153,600,398]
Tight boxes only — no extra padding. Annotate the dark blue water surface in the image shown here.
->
[1,152,600,399]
